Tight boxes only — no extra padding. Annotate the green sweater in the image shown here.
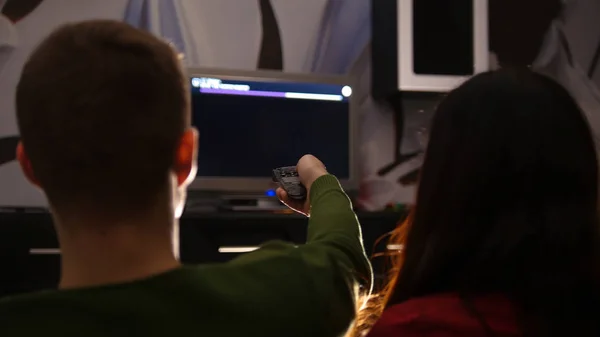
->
[0,175,372,337]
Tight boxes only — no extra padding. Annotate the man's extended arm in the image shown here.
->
[226,174,372,337]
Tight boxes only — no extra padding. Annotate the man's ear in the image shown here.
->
[174,127,198,187]
[16,141,40,187]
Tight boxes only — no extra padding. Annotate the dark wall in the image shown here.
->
[489,0,563,67]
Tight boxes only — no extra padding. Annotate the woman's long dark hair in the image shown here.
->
[361,69,600,337]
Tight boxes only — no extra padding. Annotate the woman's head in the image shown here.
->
[384,68,600,334]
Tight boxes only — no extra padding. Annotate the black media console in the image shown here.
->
[0,209,403,298]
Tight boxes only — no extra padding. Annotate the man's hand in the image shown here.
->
[277,154,327,216]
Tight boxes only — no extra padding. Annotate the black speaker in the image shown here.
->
[372,0,489,97]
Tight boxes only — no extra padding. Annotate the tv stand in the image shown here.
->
[219,195,285,212]
[185,192,285,213]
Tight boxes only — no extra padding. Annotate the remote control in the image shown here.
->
[272,166,307,200]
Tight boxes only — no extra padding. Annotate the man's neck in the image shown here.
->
[55,215,181,290]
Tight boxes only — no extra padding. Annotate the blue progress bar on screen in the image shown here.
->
[198,88,344,101]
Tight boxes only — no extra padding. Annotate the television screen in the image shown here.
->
[190,76,352,180]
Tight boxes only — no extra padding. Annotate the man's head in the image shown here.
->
[16,20,197,219]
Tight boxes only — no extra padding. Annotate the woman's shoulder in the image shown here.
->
[367,293,520,337]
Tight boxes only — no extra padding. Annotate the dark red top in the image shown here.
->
[367,293,521,337]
